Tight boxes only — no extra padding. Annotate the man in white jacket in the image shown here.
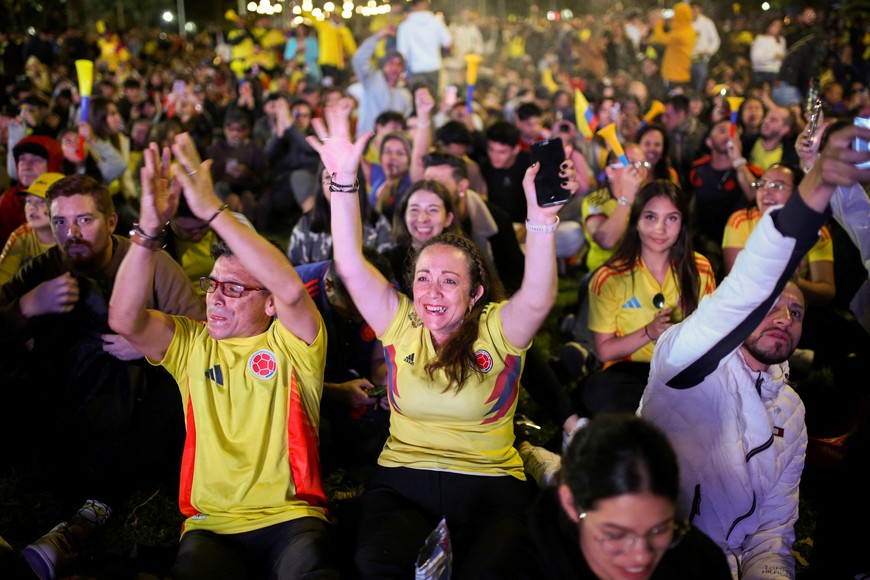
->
[640,124,870,578]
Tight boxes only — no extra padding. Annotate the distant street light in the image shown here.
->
[162,10,174,22]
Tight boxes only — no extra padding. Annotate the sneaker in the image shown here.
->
[76,499,111,526]
[518,441,562,489]
[22,522,77,580]
[560,342,591,379]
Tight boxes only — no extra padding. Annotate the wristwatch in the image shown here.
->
[617,196,630,206]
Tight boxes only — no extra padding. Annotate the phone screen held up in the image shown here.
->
[530,138,570,207]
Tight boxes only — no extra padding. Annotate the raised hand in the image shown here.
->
[170,133,223,219]
[305,97,372,184]
[139,142,180,234]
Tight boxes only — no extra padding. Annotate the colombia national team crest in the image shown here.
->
[474,349,494,372]
[248,349,277,380]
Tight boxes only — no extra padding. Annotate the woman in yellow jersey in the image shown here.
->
[310,97,571,578]
[583,180,716,416]
[722,163,835,307]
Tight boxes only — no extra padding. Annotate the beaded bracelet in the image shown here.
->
[525,216,560,234]
[329,174,360,193]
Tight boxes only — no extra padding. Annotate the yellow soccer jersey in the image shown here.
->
[154,316,328,536]
[588,254,716,365]
[749,140,783,172]
[581,188,620,272]
[378,296,528,479]
[723,207,833,279]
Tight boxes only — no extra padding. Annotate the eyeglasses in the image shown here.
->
[607,160,652,170]
[751,180,791,192]
[200,277,267,298]
[578,513,689,557]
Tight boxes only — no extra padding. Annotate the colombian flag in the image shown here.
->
[575,88,598,140]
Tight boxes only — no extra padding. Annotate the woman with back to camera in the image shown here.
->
[308,97,572,578]
[525,413,731,579]
[383,179,459,294]
[580,180,716,417]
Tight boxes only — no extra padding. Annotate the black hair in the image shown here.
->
[375,110,407,130]
[664,95,690,115]
[516,102,543,121]
[605,180,701,318]
[562,413,680,512]
[436,120,473,146]
[636,123,674,182]
[485,120,520,147]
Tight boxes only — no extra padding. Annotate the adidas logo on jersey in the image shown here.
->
[621,297,642,309]
[404,353,415,365]
[205,365,224,385]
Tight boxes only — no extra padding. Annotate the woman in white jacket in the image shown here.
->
[751,17,787,85]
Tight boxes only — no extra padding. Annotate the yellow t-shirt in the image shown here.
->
[722,207,833,279]
[378,295,528,479]
[749,140,783,172]
[154,316,328,536]
[588,254,717,365]
[0,224,54,284]
[581,188,621,272]
[173,231,217,298]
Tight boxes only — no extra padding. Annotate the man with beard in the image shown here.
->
[0,174,204,579]
[688,118,761,280]
[638,123,870,578]
[745,104,799,172]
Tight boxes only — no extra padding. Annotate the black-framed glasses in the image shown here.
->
[200,277,267,298]
[751,180,791,192]
[578,513,689,557]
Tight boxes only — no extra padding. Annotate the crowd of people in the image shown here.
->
[2,1,870,578]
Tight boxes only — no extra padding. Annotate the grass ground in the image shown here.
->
[0,274,833,578]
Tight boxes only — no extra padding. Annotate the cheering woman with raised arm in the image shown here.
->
[307,97,571,579]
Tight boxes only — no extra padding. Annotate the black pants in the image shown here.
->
[168,517,338,580]
[354,466,532,579]
[575,361,651,417]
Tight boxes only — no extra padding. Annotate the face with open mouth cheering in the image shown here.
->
[412,242,484,348]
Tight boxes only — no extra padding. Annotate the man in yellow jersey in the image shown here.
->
[109,134,336,579]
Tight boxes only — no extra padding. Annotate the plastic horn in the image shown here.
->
[597,123,628,166]
[465,54,483,114]
[726,96,744,139]
[644,100,665,123]
[75,59,94,160]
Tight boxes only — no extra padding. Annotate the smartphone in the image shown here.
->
[854,117,870,169]
[173,79,187,96]
[530,138,570,207]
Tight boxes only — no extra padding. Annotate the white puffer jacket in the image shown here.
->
[640,193,825,579]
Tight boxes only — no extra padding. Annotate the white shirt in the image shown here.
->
[692,14,721,59]
[396,10,452,74]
